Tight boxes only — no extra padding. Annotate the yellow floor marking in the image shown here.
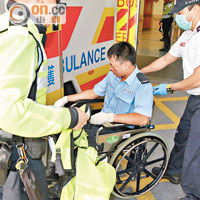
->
[154,97,180,124]
[153,96,188,130]
[155,124,178,130]
[159,179,169,183]
[157,96,188,102]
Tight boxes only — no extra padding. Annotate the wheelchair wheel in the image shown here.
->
[109,132,169,198]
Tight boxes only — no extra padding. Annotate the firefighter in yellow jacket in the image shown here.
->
[0,0,88,199]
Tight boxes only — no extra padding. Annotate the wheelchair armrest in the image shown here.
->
[68,98,104,108]
[102,122,128,128]
[96,123,149,141]
[100,122,152,132]
[102,122,148,129]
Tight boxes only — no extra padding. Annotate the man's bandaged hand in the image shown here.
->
[89,112,114,125]
[54,96,68,107]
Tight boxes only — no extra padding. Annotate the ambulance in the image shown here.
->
[0,0,140,105]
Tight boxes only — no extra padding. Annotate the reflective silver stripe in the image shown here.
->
[41,45,47,61]
[39,64,48,72]
[27,28,48,102]
[36,41,48,95]
[38,46,42,66]
[37,76,48,90]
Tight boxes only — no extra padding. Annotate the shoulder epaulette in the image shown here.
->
[136,72,150,84]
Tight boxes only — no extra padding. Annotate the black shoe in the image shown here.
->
[46,166,59,183]
[48,183,61,200]
[159,47,169,52]
[152,167,181,184]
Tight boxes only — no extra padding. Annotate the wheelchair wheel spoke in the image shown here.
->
[117,167,136,175]
[146,156,165,166]
[112,136,169,198]
[119,170,137,191]
[116,173,123,184]
[143,143,159,162]
[119,152,136,166]
[136,172,141,192]
[143,168,156,179]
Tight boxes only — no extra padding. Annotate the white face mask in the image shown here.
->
[175,9,195,31]
[175,14,192,30]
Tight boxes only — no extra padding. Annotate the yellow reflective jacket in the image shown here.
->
[54,129,116,200]
[0,13,73,138]
[161,1,174,20]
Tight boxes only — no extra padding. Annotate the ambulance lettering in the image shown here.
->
[63,47,106,73]
[117,0,134,7]
[48,65,55,86]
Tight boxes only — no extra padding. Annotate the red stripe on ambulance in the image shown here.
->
[45,7,82,59]
[80,74,107,90]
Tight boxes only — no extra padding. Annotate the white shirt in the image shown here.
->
[169,21,200,95]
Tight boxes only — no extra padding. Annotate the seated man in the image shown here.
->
[55,42,153,131]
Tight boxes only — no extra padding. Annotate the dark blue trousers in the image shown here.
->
[166,95,200,200]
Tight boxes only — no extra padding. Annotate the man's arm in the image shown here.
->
[54,89,100,107]
[0,31,88,138]
[141,52,178,74]
[170,66,200,91]
[89,112,149,126]
[55,74,109,107]
[113,113,149,126]
[67,89,100,102]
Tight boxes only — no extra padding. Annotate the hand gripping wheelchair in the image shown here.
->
[71,99,169,199]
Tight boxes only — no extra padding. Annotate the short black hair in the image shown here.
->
[107,42,136,65]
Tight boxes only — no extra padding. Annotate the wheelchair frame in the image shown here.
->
[72,99,169,199]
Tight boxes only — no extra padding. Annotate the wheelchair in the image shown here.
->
[71,99,169,199]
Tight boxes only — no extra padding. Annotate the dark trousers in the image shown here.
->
[166,95,200,200]
[7,145,49,200]
[162,17,173,49]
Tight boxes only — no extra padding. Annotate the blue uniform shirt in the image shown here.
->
[94,66,153,117]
